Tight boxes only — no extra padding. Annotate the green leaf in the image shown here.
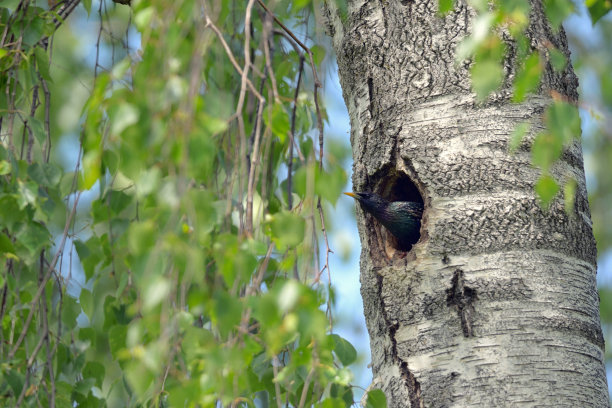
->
[471,60,503,101]
[82,0,92,15]
[134,7,155,32]
[316,167,347,206]
[80,289,94,320]
[330,383,353,407]
[277,280,300,313]
[508,122,530,153]
[545,101,580,144]
[601,74,612,107]
[108,325,127,359]
[438,0,454,14]
[28,117,46,144]
[201,113,228,136]
[498,0,531,28]
[548,47,567,71]
[269,211,305,250]
[83,361,105,387]
[17,180,38,209]
[535,174,559,208]
[111,103,139,136]
[112,57,131,79]
[21,10,45,46]
[188,131,216,180]
[1,0,20,11]
[28,162,61,187]
[310,45,326,66]
[564,178,576,214]
[34,48,51,81]
[599,287,612,324]
[0,233,16,257]
[127,220,156,256]
[5,369,24,399]
[513,52,541,102]
[586,0,612,24]
[211,291,243,338]
[61,295,80,330]
[531,132,562,171]
[143,277,170,311]
[265,103,290,143]
[318,398,346,408]
[19,221,50,255]
[0,195,25,230]
[81,150,101,190]
[330,334,357,366]
[544,0,574,29]
[74,238,101,280]
[0,160,11,175]
[365,389,387,408]
[125,362,155,396]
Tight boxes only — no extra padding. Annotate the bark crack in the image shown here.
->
[446,269,477,337]
[376,273,424,408]
[367,77,374,116]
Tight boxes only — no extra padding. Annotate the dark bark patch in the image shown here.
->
[377,272,424,407]
[402,361,424,408]
[446,269,477,337]
[368,76,374,116]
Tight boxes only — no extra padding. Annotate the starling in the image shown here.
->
[344,192,423,249]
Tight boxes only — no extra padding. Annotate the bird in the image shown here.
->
[344,191,423,250]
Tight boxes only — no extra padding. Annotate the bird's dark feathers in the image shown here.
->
[346,191,423,249]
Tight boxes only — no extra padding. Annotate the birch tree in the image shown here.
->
[325,0,609,406]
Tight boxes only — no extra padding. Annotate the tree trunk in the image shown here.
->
[326,0,609,406]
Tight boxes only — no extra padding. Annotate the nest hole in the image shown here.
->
[376,172,424,253]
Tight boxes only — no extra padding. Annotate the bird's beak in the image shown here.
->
[344,192,358,199]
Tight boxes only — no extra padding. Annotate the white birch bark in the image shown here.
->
[325,0,609,406]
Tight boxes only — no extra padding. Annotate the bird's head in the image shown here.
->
[344,191,389,214]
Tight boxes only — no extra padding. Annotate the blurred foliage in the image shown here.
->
[0,0,369,406]
[449,0,589,208]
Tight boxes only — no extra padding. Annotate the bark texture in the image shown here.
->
[326,0,609,406]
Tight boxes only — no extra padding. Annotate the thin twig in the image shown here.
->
[94,0,104,77]
[40,77,51,163]
[236,0,257,236]
[245,99,265,234]
[297,367,315,408]
[272,356,284,408]
[235,243,276,346]
[204,17,264,102]
[258,0,324,166]
[288,56,305,211]
[22,83,39,162]
[8,190,82,360]
[256,0,321,86]
[38,250,56,408]
[262,13,279,103]
[314,198,333,285]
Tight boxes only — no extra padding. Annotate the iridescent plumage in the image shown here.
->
[345,192,423,250]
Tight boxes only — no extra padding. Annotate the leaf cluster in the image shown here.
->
[0,1,373,407]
